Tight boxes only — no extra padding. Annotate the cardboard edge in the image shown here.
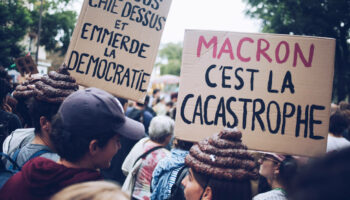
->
[64,0,89,65]
[184,29,336,41]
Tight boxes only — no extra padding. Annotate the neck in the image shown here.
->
[329,133,342,138]
[32,134,51,147]
[58,158,95,170]
[149,140,167,147]
[270,179,284,190]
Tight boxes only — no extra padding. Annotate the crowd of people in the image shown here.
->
[0,65,350,200]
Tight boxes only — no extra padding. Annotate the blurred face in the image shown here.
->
[182,168,204,200]
[94,134,121,169]
[259,155,279,180]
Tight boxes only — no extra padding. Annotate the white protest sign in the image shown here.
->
[175,30,335,157]
[64,0,172,102]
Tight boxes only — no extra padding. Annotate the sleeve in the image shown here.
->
[151,159,167,200]
[122,139,146,176]
[122,148,136,176]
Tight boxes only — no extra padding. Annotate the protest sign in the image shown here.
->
[15,56,38,76]
[175,30,335,157]
[64,0,172,102]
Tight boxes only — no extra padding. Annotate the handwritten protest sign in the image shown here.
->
[15,56,38,76]
[64,0,172,102]
[175,30,335,157]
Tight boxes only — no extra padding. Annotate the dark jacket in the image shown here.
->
[0,157,102,200]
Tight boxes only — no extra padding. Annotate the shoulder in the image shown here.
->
[0,111,16,121]
[40,152,60,162]
[143,110,153,118]
[327,135,350,152]
[0,169,24,197]
[253,190,286,200]
[3,128,35,154]
[8,112,20,121]
[1,111,20,122]
[160,148,171,156]
[4,112,22,130]
[150,148,170,162]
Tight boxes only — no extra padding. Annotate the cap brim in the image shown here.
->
[116,117,145,140]
[263,152,285,162]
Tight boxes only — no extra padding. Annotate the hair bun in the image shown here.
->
[185,128,258,181]
[13,64,78,103]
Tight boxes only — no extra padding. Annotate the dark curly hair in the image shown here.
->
[192,169,252,200]
[0,67,11,82]
[278,155,298,190]
[329,110,350,136]
[28,98,60,134]
[0,78,11,108]
[289,147,350,200]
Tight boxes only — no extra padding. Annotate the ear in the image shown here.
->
[40,116,51,132]
[89,139,99,156]
[202,186,212,200]
[39,116,47,127]
[274,164,281,176]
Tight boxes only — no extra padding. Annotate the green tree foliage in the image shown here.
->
[29,0,77,54]
[33,10,76,54]
[0,0,32,67]
[0,0,76,68]
[158,43,182,76]
[244,0,350,102]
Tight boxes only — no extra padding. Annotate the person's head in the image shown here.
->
[14,64,79,135]
[144,95,150,106]
[0,67,13,91]
[153,89,160,97]
[50,181,129,200]
[159,95,165,103]
[339,101,350,111]
[289,147,350,200]
[166,101,174,109]
[148,115,174,145]
[50,88,145,169]
[258,153,298,190]
[116,97,128,112]
[183,168,253,200]
[0,67,11,81]
[171,92,178,102]
[15,98,32,127]
[329,109,350,137]
[330,103,339,115]
[173,138,194,151]
[29,98,60,136]
[0,78,11,108]
[182,128,258,200]
[136,102,145,108]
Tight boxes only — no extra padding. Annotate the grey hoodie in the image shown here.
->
[2,128,59,169]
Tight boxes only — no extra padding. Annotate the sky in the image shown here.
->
[70,0,261,44]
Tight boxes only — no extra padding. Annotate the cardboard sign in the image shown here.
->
[15,56,38,76]
[175,30,335,157]
[64,0,172,102]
